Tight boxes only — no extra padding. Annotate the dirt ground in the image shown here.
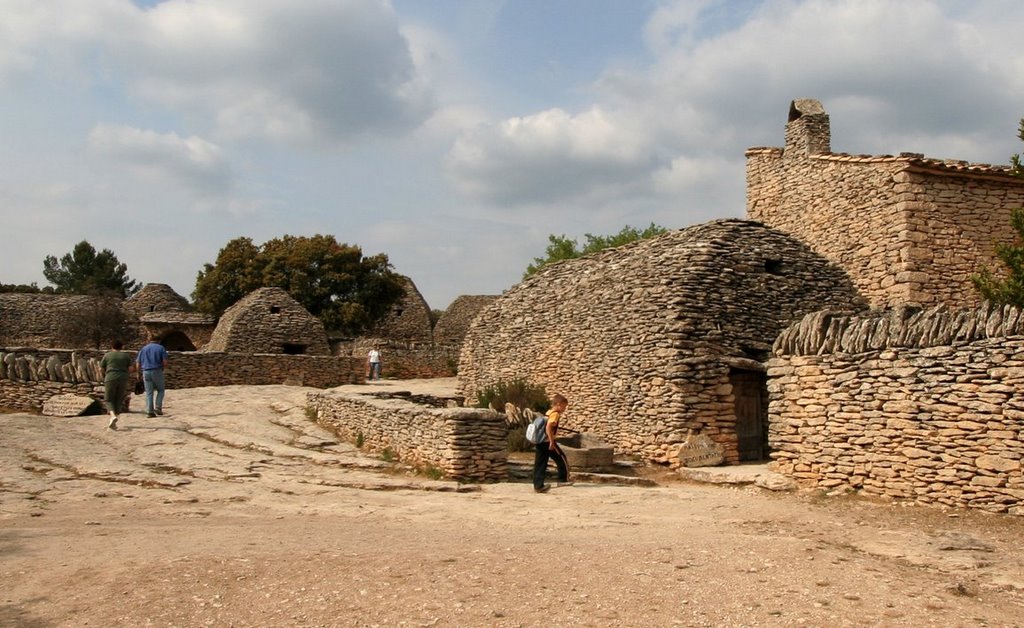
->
[3,379,1024,627]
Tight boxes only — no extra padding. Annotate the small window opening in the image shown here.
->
[149,305,156,312]
[270,306,281,314]
[282,343,306,355]
[394,308,404,317]
[764,259,783,275]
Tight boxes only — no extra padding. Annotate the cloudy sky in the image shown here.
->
[2,0,1022,310]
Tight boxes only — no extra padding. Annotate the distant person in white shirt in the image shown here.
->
[367,347,382,380]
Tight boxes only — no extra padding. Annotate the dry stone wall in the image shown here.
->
[769,304,1024,514]
[459,219,865,465]
[308,389,507,482]
[0,347,361,411]
[747,99,1024,310]
[0,294,114,348]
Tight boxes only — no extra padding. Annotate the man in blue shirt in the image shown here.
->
[136,334,169,418]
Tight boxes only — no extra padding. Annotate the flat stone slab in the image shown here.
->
[42,394,101,417]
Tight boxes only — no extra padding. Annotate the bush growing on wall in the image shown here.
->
[474,377,550,413]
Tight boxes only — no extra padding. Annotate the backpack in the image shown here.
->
[525,414,548,444]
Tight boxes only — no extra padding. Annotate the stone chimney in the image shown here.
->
[784,98,830,156]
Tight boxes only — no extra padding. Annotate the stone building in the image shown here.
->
[365,275,434,344]
[459,219,865,465]
[747,98,1024,309]
[432,295,498,346]
[203,287,330,355]
[124,283,214,351]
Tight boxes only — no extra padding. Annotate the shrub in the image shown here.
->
[474,377,549,413]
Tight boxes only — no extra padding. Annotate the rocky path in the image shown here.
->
[2,383,1024,626]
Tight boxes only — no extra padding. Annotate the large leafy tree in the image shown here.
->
[524,223,668,278]
[43,240,139,297]
[193,234,405,336]
[971,117,1024,306]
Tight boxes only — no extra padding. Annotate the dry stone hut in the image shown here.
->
[433,295,499,346]
[203,287,330,355]
[459,219,866,466]
[366,275,434,344]
[124,283,191,315]
[747,98,1024,309]
[124,283,214,351]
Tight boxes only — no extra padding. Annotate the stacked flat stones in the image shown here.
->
[770,303,1024,514]
[459,219,863,465]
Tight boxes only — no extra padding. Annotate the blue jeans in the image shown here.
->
[369,362,381,380]
[143,369,165,414]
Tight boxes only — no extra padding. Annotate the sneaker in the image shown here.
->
[147,412,156,418]
[155,409,163,416]
[556,481,575,487]
[107,416,118,430]
[534,485,550,493]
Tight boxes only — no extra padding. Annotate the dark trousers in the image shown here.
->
[533,442,569,489]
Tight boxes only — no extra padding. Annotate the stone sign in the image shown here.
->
[42,394,100,417]
[675,432,725,468]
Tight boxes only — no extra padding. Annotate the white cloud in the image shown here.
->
[0,0,435,146]
[445,106,657,206]
[445,0,1024,215]
[87,124,232,195]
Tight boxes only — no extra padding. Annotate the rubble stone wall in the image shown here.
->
[0,348,361,411]
[769,304,1024,514]
[308,389,507,482]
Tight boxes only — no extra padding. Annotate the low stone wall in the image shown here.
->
[0,347,362,411]
[308,389,507,482]
[769,304,1024,514]
[342,340,458,379]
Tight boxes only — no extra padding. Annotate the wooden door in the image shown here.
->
[730,369,768,461]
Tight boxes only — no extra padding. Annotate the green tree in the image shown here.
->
[971,117,1024,306]
[524,223,668,278]
[0,282,52,293]
[42,240,139,297]
[192,234,405,336]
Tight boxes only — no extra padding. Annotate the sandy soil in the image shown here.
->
[3,380,1024,627]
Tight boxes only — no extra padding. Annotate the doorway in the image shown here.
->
[730,368,769,461]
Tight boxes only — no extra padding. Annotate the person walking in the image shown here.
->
[533,393,572,493]
[136,334,168,418]
[100,339,133,430]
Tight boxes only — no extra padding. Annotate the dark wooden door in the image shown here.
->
[731,369,768,461]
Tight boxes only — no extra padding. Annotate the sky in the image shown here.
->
[2,0,1023,311]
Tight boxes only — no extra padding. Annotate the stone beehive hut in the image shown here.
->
[123,283,191,316]
[123,283,214,351]
[459,219,866,465]
[432,295,498,346]
[747,98,1024,309]
[203,287,330,355]
[366,275,434,344]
